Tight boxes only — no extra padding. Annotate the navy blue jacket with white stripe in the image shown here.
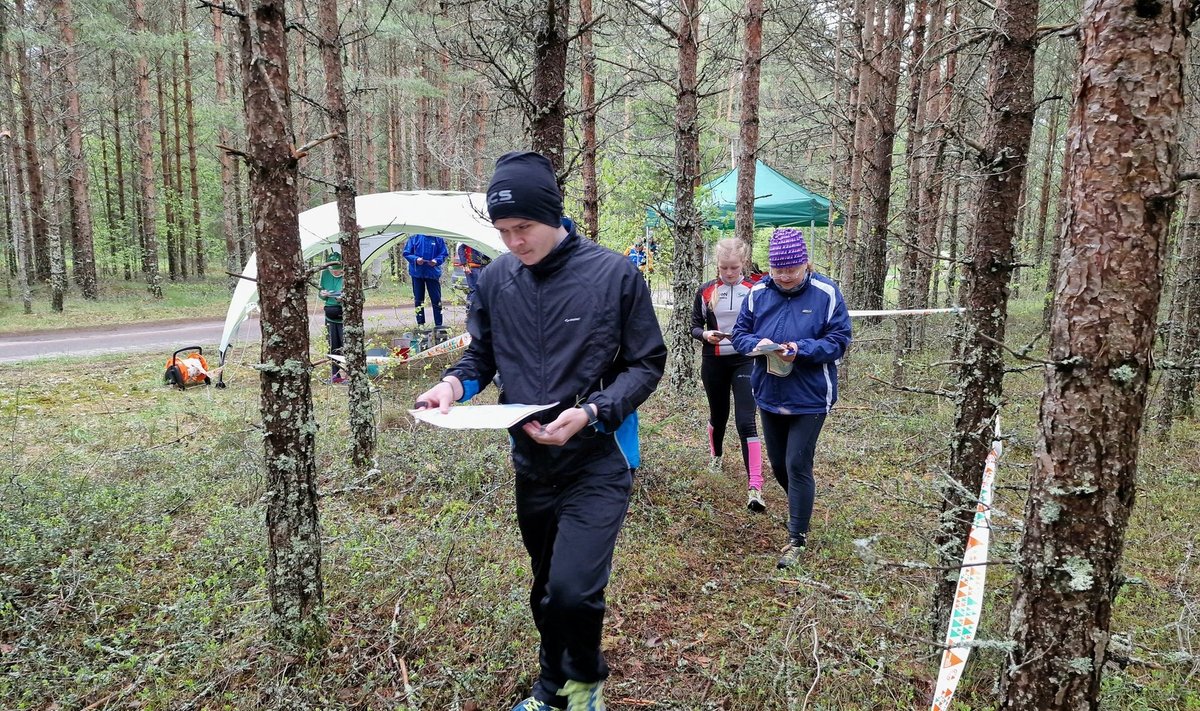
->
[444,219,667,481]
[731,272,852,415]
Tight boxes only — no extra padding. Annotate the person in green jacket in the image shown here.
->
[318,252,346,384]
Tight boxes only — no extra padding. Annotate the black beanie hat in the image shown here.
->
[485,151,563,227]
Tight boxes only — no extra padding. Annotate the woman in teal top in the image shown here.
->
[318,253,346,383]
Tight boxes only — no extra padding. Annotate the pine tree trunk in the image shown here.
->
[214,5,239,289]
[111,57,131,282]
[0,4,31,313]
[1042,123,1074,330]
[42,99,66,313]
[840,0,873,290]
[172,54,189,279]
[858,0,904,311]
[1000,3,1189,707]
[472,88,489,189]
[183,0,204,277]
[734,0,763,262]
[1155,124,1200,433]
[318,0,375,469]
[157,65,179,281]
[98,96,117,277]
[914,0,949,320]
[531,0,569,173]
[438,50,451,189]
[14,0,49,283]
[892,0,927,382]
[668,0,703,393]
[235,0,325,647]
[416,52,429,187]
[364,40,378,194]
[580,0,599,241]
[1032,67,1065,267]
[827,0,849,267]
[53,0,97,298]
[933,0,1038,631]
[133,0,162,298]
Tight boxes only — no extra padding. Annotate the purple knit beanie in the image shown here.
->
[768,228,809,268]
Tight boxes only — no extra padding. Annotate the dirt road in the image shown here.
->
[0,306,460,363]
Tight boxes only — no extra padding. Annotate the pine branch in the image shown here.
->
[196,1,245,19]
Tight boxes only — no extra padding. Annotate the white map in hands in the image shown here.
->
[409,402,560,430]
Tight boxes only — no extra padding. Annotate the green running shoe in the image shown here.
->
[777,539,806,569]
[557,680,606,711]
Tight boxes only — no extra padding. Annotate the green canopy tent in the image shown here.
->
[645,159,843,229]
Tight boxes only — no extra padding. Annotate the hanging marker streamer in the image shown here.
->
[848,306,966,318]
[930,417,1003,711]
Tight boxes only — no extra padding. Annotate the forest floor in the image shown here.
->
[0,298,1197,710]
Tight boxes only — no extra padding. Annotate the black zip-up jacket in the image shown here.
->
[444,220,667,481]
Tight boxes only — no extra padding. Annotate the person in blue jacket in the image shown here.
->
[415,151,666,711]
[403,232,449,329]
[731,227,852,569]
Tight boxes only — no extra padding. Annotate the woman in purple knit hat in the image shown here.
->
[730,228,852,568]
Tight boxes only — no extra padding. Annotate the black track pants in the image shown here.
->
[515,467,632,704]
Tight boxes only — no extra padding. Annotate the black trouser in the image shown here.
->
[759,411,827,543]
[515,467,632,705]
[412,277,443,327]
[324,304,344,376]
[700,354,758,466]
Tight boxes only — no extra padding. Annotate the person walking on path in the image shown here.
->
[403,232,449,330]
[731,228,852,569]
[691,237,765,512]
[415,151,666,711]
[318,252,347,384]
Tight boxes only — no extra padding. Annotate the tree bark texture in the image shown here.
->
[110,57,131,281]
[237,0,325,647]
[668,0,704,394]
[1157,178,1200,429]
[1032,66,1067,267]
[183,0,204,277]
[531,0,569,173]
[934,0,1038,630]
[839,0,873,288]
[214,5,240,290]
[580,0,599,241]
[172,55,189,279]
[317,0,376,469]
[0,3,32,313]
[157,66,179,281]
[999,2,1190,707]
[53,0,97,299]
[133,0,163,300]
[857,0,905,311]
[13,0,49,283]
[734,0,764,261]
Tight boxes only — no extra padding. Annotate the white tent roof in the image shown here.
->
[218,191,504,360]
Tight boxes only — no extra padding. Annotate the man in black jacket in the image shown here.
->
[416,152,666,711]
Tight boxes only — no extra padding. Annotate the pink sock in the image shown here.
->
[747,437,763,490]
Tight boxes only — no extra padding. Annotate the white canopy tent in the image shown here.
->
[217,190,505,365]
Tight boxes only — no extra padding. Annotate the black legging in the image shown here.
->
[700,354,758,480]
[325,304,344,376]
[759,410,827,543]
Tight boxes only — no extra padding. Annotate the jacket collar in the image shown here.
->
[525,218,579,279]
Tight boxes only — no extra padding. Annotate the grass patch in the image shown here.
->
[0,301,1197,709]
